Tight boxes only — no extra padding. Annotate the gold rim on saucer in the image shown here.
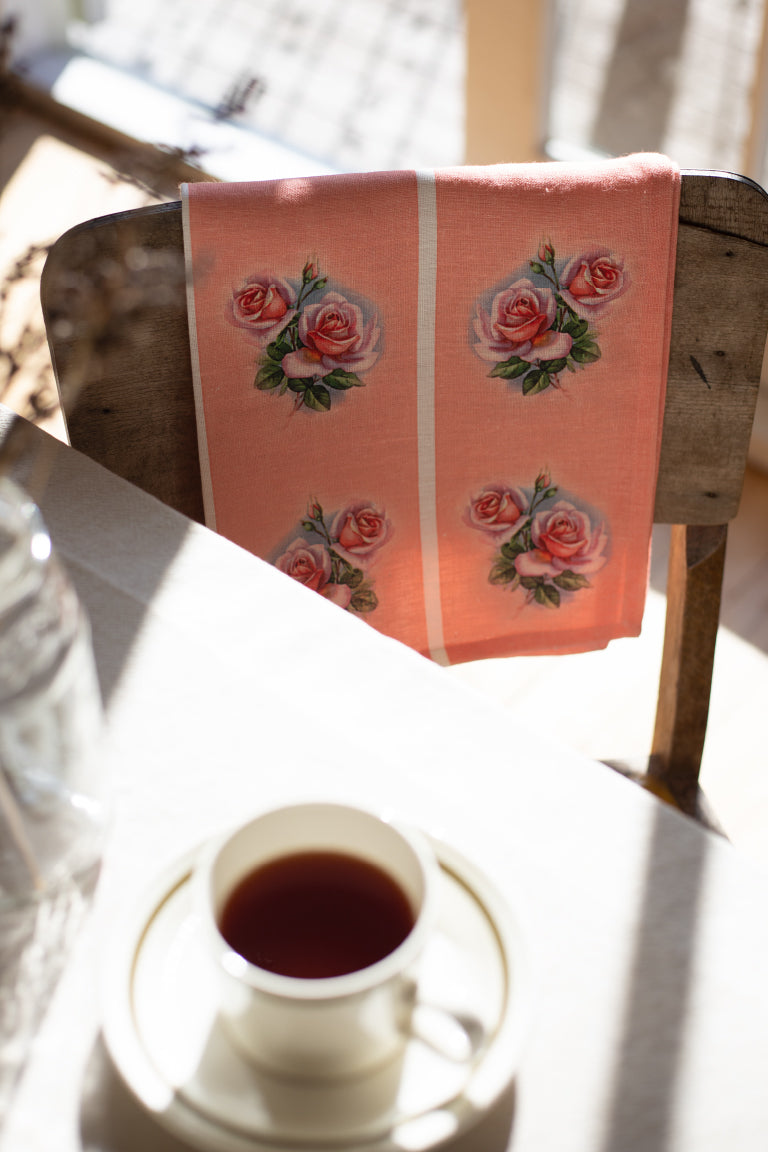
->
[101,837,529,1152]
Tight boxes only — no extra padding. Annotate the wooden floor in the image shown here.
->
[1,94,768,875]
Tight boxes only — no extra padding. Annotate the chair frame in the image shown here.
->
[40,172,768,820]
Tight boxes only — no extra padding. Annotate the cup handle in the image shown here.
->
[409,1000,486,1064]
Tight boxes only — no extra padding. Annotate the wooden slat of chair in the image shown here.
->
[40,172,768,820]
[41,201,205,524]
[650,173,768,817]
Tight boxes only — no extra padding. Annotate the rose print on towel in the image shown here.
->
[231,261,382,413]
[466,473,608,608]
[274,499,392,614]
[472,243,628,396]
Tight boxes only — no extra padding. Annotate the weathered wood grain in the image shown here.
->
[650,522,727,817]
[40,201,204,523]
[656,173,768,524]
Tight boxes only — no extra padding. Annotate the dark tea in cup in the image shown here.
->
[201,802,437,1077]
[218,850,415,978]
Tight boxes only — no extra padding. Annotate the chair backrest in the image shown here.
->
[40,172,768,819]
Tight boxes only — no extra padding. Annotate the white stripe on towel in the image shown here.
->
[415,169,448,665]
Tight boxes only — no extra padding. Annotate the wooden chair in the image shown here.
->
[40,172,768,822]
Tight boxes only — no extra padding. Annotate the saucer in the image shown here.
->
[101,837,528,1152]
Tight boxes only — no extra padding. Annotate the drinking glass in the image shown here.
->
[0,478,106,1118]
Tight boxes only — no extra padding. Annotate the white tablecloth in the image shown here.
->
[3,411,768,1152]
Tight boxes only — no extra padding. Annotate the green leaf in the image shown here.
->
[570,342,601,365]
[350,586,378,613]
[489,559,518,585]
[519,576,541,591]
[522,370,551,395]
[553,570,591,591]
[337,566,365,589]
[535,582,561,608]
[255,360,285,391]
[266,340,287,362]
[563,317,589,339]
[501,537,527,560]
[490,359,530,380]
[323,369,364,390]
[303,385,331,411]
[540,357,568,373]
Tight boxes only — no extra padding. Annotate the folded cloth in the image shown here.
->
[181,154,680,664]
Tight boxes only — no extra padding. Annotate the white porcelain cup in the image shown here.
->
[198,802,442,1080]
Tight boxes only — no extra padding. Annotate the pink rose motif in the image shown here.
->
[466,485,528,538]
[274,540,352,608]
[275,539,332,591]
[515,501,608,578]
[281,292,381,379]
[474,279,572,364]
[230,275,296,346]
[559,250,628,319]
[331,501,391,564]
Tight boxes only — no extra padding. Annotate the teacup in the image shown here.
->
[197,801,442,1080]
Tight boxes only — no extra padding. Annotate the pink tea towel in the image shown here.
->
[182,154,680,664]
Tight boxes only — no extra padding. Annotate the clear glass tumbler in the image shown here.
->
[0,477,106,1118]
